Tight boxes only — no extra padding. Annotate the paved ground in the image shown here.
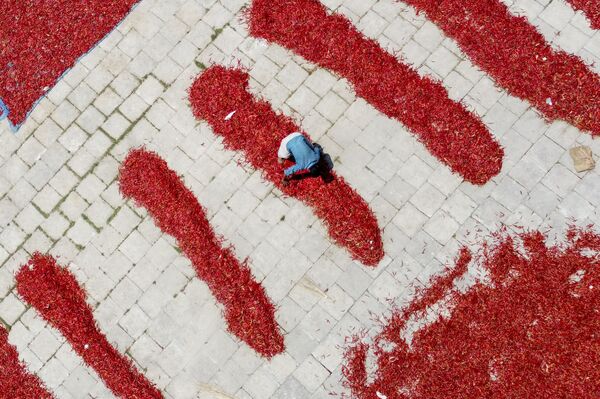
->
[1,0,599,397]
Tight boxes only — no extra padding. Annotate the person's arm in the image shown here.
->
[282,164,303,186]
[284,164,303,178]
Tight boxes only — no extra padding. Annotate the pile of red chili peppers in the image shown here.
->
[0,0,139,126]
[189,65,384,266]
[247,0,504,184]
[402,0,600,135]
[565,0,600,29]
[343,228,600,398]
[0,324,53,398]
[16,253,162,399]
[119,148,284,358]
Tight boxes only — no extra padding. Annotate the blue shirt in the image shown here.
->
[284,136,322,176]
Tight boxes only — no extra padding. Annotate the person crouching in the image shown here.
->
[278,132,323,186]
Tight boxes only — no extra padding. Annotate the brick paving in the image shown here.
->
[1,0,599,397]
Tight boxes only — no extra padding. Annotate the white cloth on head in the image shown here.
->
[277,132,302,159]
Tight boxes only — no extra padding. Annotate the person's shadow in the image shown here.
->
[318,151,335,183]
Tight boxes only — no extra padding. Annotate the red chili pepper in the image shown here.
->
[16,253,163,399]
[247,0,504,184]
[343,227,600,398]
[0,0,139,127]
[401,0,600,135]
[119,148,284,357]
[565,0,600,29]
[189,65,384,266]
[0,324,53,399]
